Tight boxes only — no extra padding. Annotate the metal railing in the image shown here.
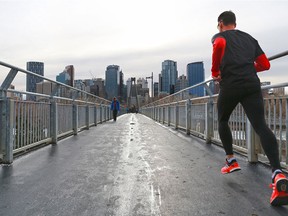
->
[141,51,288,169]
[0,61,123,163]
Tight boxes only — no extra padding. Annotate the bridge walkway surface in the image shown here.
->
[0,113,288,216]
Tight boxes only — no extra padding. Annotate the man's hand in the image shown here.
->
[212,75,221,83]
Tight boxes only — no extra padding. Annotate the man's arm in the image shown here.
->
[254,54,270,72]
[211,37,226,79]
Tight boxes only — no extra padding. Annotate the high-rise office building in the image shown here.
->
[105,65,120,100]
[154,82,159,97]
[119,71,124,101]
[90,78,106,98]
[161,60,178,94]
[56,71,70,86]
[56,65,75,87]
[65,65,75,87]
[36,81,56,101]
[26,61,44,101]
[126,78,132,100]
[187,61,205,97]
[175,75,188,93]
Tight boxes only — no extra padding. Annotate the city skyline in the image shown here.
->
[1,0,288,92]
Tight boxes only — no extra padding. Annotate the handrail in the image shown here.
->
[268,50,288,61]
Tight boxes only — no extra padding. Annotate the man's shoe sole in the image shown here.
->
[221,167,241,174]
[271,196,288,206]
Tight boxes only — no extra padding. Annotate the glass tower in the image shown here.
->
[187,61,204,97]
[105,65,119,100]
[161,60,178,94]
[26,61,44,100]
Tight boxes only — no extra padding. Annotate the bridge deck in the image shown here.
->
[1,113,287,216]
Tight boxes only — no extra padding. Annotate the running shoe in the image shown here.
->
[270,172,288,206]
[221,159,241,174]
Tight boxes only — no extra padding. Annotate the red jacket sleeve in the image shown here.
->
[254,53,270,72]
[211,37,226,77]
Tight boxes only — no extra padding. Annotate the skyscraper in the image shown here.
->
[175,75,188,93]
[119,70,124,102]
[26,61,44,101]
[56,71,70,86]
[154,82,159,97]
[90,78,106,98]
[187,61,205,97]
[105,65,120,100]
[161,60,178,94]
[126,78,132,101]
[64,65,75,87]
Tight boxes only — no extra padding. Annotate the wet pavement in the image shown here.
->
[0,113,288,216]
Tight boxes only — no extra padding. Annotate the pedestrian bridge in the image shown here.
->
[1,113,288,216]
[1,52,288,215]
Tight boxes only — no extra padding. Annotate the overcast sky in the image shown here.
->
[0,0,287,91]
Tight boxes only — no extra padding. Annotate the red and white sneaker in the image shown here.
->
[221,159,241,174]
[270,172,288,206]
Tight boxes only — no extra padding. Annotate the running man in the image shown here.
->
[211,10,288,206]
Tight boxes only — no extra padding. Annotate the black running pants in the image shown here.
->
[113,109,118,121]
[217,86,281,171]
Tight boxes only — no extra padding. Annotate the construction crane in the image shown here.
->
[89,70,96,80]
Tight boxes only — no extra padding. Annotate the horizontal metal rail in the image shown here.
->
[268,50,288,61]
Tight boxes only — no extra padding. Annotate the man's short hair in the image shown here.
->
[218,11,236,26]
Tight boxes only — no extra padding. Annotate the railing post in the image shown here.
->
[85,104,90,129]
[94,105,97,126]
[99,104,103,123]
[186,99,191,135]
[156,106,159,122]
[162,107,165,124]
[50,100,58,144]
[104,105,107,122]
[175,102,179,129]
[73,103,78,135]
[205,99,214,144]
[107,106,109,121]
[0,98,14,163]
[168,105,171,126]
[246,118,259,162]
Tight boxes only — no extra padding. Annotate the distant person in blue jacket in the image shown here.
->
[110,97,120,121]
